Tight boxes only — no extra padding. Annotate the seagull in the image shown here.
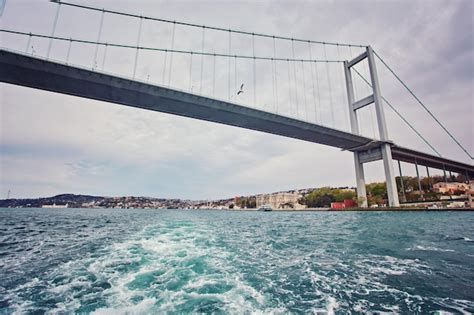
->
[237,83,244,95]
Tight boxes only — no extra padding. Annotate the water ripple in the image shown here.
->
[0,208,473,314]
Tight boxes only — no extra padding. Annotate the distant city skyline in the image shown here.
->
[1,0,472,199]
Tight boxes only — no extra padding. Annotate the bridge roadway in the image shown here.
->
[1,49,472,177]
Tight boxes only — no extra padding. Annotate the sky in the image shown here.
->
[0,0,473,199]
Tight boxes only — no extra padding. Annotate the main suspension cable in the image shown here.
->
[1,29,343,63]
[57,0,366,48]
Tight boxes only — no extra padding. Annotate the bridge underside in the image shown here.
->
[1,49,472,177]
[391,146,473,177]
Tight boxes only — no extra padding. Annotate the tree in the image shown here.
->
[301,188,338,207]
[315,194,336,207]
[357,196,366,207]
[456,174,467,183]
[247,197,256,208]
[395,176,410,193]
[333,189,355,202]
[366,182,387,198]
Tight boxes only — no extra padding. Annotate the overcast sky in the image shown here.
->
[0,0,472,199]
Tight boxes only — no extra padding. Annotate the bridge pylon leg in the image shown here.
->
[344,60,367,207]
[367,46,400,207]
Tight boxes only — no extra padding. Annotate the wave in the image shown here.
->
[2,209,474,314]
[444,236,473,242]
[406,245,455,252]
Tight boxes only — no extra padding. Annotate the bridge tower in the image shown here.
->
[343,46,400,207]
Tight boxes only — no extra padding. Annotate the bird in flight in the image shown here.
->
[237,83,244,95]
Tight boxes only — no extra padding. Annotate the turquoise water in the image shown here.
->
[1,208,473,314]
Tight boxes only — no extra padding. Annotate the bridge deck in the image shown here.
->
[0,49,378,150]
[1,49,472,176]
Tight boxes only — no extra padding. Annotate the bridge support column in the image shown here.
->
[398,160,407,203]
[415,158,424,201]
[344,60,367,207]
[380,144,400,207]
[367,46,400,207]
[426,166,432,189]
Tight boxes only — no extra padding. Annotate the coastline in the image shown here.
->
[2,207,473,212]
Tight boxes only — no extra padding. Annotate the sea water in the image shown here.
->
[0,208,473,314]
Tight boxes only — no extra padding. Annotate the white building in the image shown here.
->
[433,182,469,194]
[256,192,305,210]
[42,203,69,209]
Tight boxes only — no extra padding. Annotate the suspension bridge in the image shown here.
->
[0,1,472,207]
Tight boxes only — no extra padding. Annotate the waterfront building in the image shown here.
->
[433,182,469,194]
[256,192,305,209]
[42,203,69,209]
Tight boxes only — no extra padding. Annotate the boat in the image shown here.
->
[258,204,273,211]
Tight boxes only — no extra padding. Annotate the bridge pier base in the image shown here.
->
[354,152,368,207]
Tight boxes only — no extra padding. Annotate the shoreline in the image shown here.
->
[2,207,473,212]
